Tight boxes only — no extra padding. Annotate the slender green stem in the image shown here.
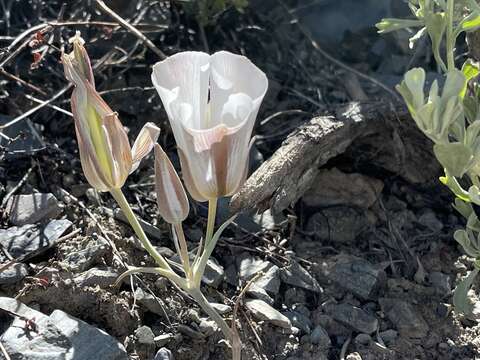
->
[446,0,455,71]
[114,266,187,288]
[110,188,172,271]
[205,198,218,244]
[173,223,191,278]
[190,287,231,337]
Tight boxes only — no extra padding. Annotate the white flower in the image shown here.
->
[151,51,268,201]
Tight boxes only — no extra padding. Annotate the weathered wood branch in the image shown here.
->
[230,101,439,214]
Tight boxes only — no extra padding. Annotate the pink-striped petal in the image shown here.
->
[154,144,190,224]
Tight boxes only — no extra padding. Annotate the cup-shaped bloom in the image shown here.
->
[151,51,268,201]
[62,34,160,191]
[154,144,189,224]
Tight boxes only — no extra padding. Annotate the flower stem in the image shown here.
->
[110,188,172,271]
[189,287,241,359]
[205,197,218,244]
[173,223,191,278]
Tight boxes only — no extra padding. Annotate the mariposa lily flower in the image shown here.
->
[151,51,268,201]
[62,33,160,191]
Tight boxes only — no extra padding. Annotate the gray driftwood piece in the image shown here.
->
[230,101,439,214]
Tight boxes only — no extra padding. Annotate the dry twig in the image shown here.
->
[94,0,167,60]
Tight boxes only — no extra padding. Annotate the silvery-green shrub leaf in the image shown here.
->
[462,59,480,82]
[461,60,480,98]
[467,212,480,232]
[465,120,480,147]
[440,173,470,200]
[434,0,446,9]
[459,13,480,33]
[397,68,426,114]
[439,96,463,140]
[454,229,480,257]
[416,102,435,135]
[442,70,467,99]
[376,18,423,33]
[433,142,473,177]
[454,197,474,219]
[469,185,480,205]
[453,268,479,317]
[464,96,479,123]
[425,12,447,70]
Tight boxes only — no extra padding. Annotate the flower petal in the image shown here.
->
[74,113,110,192]
[71,90,111,191]
[210,51,268,128]
[178,148,208,202]
[130,122,161,173]
[179,124,250,199]
[154,144,190,223]
[151,52,210,132]
[102,112,132,188]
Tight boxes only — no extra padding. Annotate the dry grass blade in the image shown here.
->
[94,0,167,60]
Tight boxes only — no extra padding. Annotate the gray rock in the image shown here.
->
[326,303,378,334]
[379,329,398,345]
[0,263,28,285]
[284,288,307,307]
[355,333,372,345]
[0,297,128,360]
[210,303,232,315]
[62,238,108,272]
[154,334,174,347]
[177,324,205,340]
[225,263,239,286]
[237,253,272,281]
[6,193,62,225]
[199,319,218,336]
[391,209,416,232]
[284,311,312,334]
[112,208,163,241]
[379,298,429,338]
[201,257,224,288]
[418,210,443,232]
[253,265,281,294]
[326,255,386,300]
[280,261,322,293]
[245,299,292,328]
[303,168,383,209]
[1,297,72,360]
[50,310,128,360]
[246,284,275,305]
[154,348,173,360]
[74,267,119,288]
[0,219,72,259]
[134,325,156,360]
[429,271,451,296]
[134,287,166,316]
[306,207,369,243]
[310,325,331,348]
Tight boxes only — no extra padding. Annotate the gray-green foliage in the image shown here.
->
[377,0,480,319]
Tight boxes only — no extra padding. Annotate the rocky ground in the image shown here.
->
[1,1,480,360]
